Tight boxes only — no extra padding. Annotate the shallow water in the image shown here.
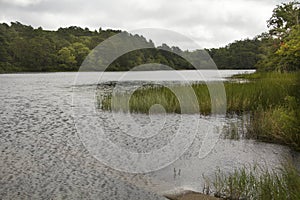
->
[0,70,296,199]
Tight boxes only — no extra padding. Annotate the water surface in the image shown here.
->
[0,70,295,199]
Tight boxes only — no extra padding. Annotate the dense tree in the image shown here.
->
[257,1,300,71]
[0,2,299,73]
[0,21,262,73]
[275,25,300,71]
[0,22,123,72]
[207,39,263,69]
[58,47,77,70]
[70,42,90,66]
[267,1,300,38]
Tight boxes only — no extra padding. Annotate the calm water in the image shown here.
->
[0,70,296,199]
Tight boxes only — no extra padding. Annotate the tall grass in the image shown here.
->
[101,72,299,114]
[100,72,300,149]
[203,163,300,200]
[247,97,300,151]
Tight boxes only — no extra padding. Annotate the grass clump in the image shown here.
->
[224,72,299,113]
[203,163,300,200]
[247,96,300,151]
[102,85,195,114]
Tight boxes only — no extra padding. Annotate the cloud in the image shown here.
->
[1,0,43,6]
[0,0,291,48]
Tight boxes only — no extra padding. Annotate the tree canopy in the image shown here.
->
[0,21,262,73]
[267,1,299,39]
[0,1,299,73]
[257,1,300,71]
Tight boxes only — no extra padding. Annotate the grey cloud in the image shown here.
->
[0,0,289,48]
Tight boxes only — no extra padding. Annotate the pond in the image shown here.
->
[0,70,298,199]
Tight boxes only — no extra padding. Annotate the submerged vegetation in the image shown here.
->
[203,163,300,200]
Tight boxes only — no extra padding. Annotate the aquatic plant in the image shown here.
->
[100,72,300,149]
[206,163,300,200]
[101,72,299,114]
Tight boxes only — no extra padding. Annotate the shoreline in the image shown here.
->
[164,190,221,200]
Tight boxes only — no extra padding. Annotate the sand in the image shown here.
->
[164,191,221,200]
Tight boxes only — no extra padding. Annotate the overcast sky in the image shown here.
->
[0,0,290,49]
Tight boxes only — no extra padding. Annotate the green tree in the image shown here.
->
[275,25,300,71]
[267,1,300,38]
[70,42,90,66]
[257,1,300,71]
[58,47,77,70]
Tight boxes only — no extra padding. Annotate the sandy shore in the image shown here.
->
[164,191,221,200]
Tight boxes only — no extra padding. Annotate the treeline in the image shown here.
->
[210,1,300,72]
[0,22,121,73]
[0,1,299,73]
[0,22,261,73]
[207,38,264,69]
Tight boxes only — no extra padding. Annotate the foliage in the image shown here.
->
[256,1,300,71]
[207,38,263,69]
[0,1,299,72]
[0,22,121,72]
[267,1,300,38]
[0,22,266,73]
[275,25,300,71]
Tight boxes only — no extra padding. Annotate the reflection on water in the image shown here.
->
[0,70,297,199]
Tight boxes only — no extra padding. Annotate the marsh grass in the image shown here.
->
[222,122,241,140]
[100,72,300,149]
[247,98,300,151]
[101,72,298,114]
[204,163,300,200]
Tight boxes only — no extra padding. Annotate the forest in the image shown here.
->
[0,2,299,73]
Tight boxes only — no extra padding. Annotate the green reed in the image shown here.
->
[102,72,298,114]
[100,72,300,149]
[203,163,300,200]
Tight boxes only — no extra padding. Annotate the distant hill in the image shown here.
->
[0,22,262,73]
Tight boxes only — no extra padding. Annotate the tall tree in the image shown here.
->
[267,1,300,38]
[275,25,300,71]
[257,1,300,71]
